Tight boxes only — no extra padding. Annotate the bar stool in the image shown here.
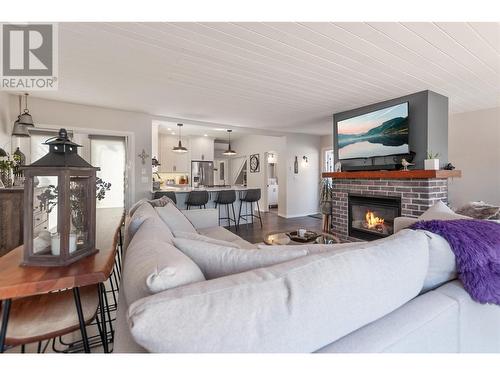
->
[0,285,108,353]
[186,190,209,210]
[237,189,263,228]
[153,191,177,204]
[214,190,237,229]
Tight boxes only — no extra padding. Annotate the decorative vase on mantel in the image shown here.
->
[424,159,439,170]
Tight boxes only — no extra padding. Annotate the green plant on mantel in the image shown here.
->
[426,151,440,159]
[319,178,334,214]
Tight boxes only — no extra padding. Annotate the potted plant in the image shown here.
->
[0,153,22,188]
[424,151,440,170]
[319,178,334,232]
[38,177,111,235]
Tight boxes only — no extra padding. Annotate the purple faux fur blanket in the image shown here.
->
[410,219,500,305]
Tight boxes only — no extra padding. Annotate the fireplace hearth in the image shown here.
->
[348,195,401,241]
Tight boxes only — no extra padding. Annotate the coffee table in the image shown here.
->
[263,231,341,246]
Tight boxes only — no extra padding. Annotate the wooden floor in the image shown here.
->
[226,210,323,244]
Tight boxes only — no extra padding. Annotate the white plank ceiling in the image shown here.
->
[33,22,500,135]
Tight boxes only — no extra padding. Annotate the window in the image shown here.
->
[90,136,126,209]
[324,149,334,172]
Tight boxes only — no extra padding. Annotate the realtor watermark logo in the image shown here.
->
[0,23,58,90]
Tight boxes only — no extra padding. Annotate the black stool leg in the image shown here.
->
[226,204,231,228]
[97,283,109,353]
[231,203,238,231]
[237,200,243,226]
[73,288,90,353]
[256,201,263,228]
[0,299,12,353]
[251,202,254,224]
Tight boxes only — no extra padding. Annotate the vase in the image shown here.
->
[424,159,440,170]
[0,170,12,187]
[322,213,332,233]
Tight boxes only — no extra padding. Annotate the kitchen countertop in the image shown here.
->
[152,185,249,193]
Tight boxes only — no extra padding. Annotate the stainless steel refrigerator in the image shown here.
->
[191,161,214,187]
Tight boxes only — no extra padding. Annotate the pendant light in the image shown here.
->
[18,93,35,127]
[172,123,188,153]
[223,129,237,156]
[12,95,30,137]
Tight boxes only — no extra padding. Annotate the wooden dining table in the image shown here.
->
[0,207,124,353]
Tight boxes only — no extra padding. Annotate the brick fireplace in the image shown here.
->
[322,170,461,242]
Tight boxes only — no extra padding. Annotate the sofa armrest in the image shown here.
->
[394,217,418,233]
[181,208,218,229]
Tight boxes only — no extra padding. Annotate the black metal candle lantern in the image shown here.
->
[21,129,100,267]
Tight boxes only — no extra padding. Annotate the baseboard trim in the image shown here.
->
[278,212,320,219]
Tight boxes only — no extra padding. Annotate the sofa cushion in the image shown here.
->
[127,202,158,240]
[418,230,457,292]
[197,226,256,249]
[132,217,174,245]
[173,231,241,248]
[156,205,197,234]
[172,238,308,279]
[128,229,429,352]
[123,236,205,305]
[419,201,469,221]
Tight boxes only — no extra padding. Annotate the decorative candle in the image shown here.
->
[51,233,77,255]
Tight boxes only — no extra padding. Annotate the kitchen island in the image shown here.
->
[152,185,251,212]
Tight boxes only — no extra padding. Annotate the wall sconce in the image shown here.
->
[302,156,308,164]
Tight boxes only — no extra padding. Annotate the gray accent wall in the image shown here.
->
[333,90,448,170]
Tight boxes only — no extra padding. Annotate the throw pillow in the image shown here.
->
[417,230,457,292]
[129,198,148,217]
[123,238,205,305]
[128,202,158,239]
[173,231,241,248]
[156,204,197,234]
[149,195,175,208]
[172,238,308,279]
[419,200,469,221]
[455,201,500,220]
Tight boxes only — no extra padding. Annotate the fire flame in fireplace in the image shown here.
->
[365,210,384,229]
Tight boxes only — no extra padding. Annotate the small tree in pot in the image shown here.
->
[319,178,334,232]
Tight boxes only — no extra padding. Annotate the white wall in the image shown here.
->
[320,134,333,173]
[231,135,287,216]
[448,107,500,207]
[285,134,321,217]
[7,95,152,205]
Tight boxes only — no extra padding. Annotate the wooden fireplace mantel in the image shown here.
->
[321,169,462,179]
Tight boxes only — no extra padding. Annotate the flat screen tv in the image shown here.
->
[337,102,409,160]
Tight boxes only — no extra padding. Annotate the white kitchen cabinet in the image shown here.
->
[189,136,214,161]
[158,134,190,173]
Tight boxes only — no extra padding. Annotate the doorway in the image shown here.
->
[265,151,279,214]
[90,136,127,209]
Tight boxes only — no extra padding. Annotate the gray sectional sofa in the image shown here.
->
[114,200,500,353]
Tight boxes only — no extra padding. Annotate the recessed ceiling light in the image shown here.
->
[171,132,175,135]
[167,128,171,131]
[214,128,226,131]
[204,134,208,137]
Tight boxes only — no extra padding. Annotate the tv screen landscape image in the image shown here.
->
[337,102,409,160]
